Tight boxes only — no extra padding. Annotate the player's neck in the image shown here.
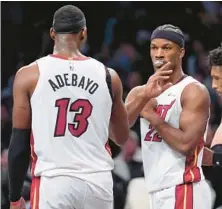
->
[53,46,83,58]
[169,67,185,85]
[53,37,84,58]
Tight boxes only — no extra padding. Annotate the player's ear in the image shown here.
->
[81,27,87,41]
[179,48,185,59]
[50,28,55,40]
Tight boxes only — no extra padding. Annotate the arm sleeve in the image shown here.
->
[8,128,31,202]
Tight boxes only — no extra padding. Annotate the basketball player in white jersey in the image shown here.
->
[125,24,212,209]
[203,45,222,168]
[7,5,173,209]
[7,5,129,209]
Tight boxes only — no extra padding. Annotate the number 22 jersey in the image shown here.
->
[140,76,209,193]
[30,55,114,182]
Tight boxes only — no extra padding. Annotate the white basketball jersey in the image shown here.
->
[140,76,209,193]
[30,55,114,185]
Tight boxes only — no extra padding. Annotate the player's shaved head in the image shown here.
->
[52,5,86,34]
[50,5,88,54]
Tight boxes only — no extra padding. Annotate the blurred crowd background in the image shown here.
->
[1,1,222,209]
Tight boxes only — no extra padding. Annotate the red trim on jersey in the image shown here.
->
[105,140,112,156]
[10,198,23,206]
[175,183,193,209]
[174,74,188,85]
[30,131,38,176]
[50,54,90,60]
[30,177,40,209]
[183,138,204,183]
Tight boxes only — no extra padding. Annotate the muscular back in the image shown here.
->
[14,56,116,178]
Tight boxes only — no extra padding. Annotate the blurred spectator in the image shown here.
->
[107,43,140,73]
[124,177,150,209]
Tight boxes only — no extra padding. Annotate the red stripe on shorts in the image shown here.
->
[30,177,41,209]
[183,138,204,183]
[175,183,193,209]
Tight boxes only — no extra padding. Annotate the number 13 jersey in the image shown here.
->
[140,76,209,193]
[30,55,114,180]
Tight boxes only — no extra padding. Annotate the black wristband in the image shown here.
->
[212,144,222,167]
[213,152,222,167]
[8,128,31,202]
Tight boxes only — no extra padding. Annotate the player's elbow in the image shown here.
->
[115,132,130,146]
[179,144,196,156]
[110,123,130,146]
[180,147,193,156]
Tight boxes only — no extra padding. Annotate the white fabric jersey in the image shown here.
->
[30,55,114,194]
[140,76,209,193]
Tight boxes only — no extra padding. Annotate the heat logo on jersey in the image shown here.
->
[144,99,176,142]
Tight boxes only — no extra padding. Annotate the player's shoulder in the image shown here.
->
[182,76,210,105]
[14,61,39,89]
[16,55,53,78]
[104,67,118,78]
[16,62,38,76]
[105,67,121,93]
[184,76,209,95]
[86,57,105,67]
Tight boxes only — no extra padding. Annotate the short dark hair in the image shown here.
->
[52,5,86,34]
[209,44,222,66]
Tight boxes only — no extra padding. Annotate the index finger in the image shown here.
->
[158,62,172,72]
[155,70,173,77]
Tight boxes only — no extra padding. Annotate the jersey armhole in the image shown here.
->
[30,61,41,101]
[104,66,114,102]
[179,81,199,110]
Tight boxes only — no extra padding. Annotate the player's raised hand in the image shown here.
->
[10,197,26,209]
[145,62,173,99]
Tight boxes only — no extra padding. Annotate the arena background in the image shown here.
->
[1,1,222,209]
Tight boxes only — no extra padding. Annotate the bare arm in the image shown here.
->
[125,86,150,128]
[8,64,37,203]
[12,63,38,128]
[109,68,130,145]
[12,69,32,129]
[125,62,173,128]
[147,83,210,156]
[211,122,222,147]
